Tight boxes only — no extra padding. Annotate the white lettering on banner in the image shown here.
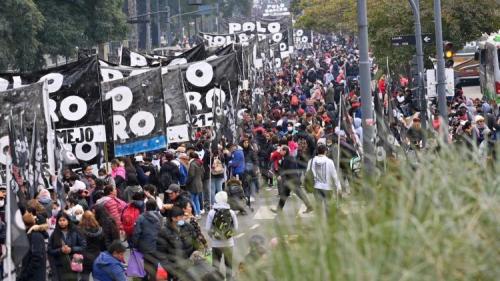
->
[280,42,288,52]
[164,103,172,124]
[129,111,155,136]
[12,76,22,89]
[105,86,133,111]
[295,29,304,37]
[60,96,87,121]
[0,136,9,165]
[0,78,8,91]
[75,143,98,161]
[267,22,281,33]
[38,73,64,93]
[256,21,266,33]
[242,22,256,32]
[48,99,59,122]
[113,115,129,140]
[186,61,214,87]
[229,23,241,34]
[101,68,124,82]
[275,58,282,68]
[185,92,203,111]
[205,88,226,113]
[167,124,190,143]
[272,33,283,43]
[56,125,107,144]
[191,112,214,128]
[130,52,148,67]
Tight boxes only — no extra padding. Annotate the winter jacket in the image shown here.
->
[280,155,301,187]
[206,202,238,248]
[307,155,342,191]
[132,211,162,254]
[96,196,127,230]
[18,231,48,281]
[48,227,87,281]
[79,227,107,273]
[155,222,198,275]
[229,147,246,176]
[111,166,126,180]
[159,161,181,192]
[243,146,258,175]
[186,159,205,194]
[92,251,126,281]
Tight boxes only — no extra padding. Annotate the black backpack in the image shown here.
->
[209,209,234,240]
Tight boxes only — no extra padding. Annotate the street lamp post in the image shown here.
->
[433,0,449,141]
[408,0,427,131]
[357,0,375,175]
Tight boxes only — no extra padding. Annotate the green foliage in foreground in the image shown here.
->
[243,148,499,281]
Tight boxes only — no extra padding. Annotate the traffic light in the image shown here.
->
[444,41,454,68]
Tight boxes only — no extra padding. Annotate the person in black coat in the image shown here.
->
[271,146,313,213]
[18,213,48,281]
[159,152,181,194]
[78,211,106,281]
[92,205,120,249]
[132,199,163,280]
[48,212,87,281]
[154,207,199,280]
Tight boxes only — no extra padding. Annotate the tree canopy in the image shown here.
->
[0,0,128,71]
[295,0,500,71]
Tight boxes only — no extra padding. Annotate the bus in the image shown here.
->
[476,32,500,103]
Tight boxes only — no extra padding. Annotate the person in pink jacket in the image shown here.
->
[110,159,126,180]
[95,186,127,230]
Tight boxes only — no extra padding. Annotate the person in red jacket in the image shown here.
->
[95,186,127,231]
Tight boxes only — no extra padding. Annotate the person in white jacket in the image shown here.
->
[307,144,342,214]
[206,191,238,281]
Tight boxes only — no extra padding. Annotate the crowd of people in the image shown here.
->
[0,34,498,281]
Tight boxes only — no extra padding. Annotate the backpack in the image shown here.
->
[121,204,141,237]
[212,157,224,175]
[179,164,188,185]
[291,95,299,106]
[209,209,234,240]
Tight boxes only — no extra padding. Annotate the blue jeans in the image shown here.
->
[190,192,201,216]
[211,177,224,207]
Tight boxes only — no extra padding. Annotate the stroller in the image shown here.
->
[226,177,253,215]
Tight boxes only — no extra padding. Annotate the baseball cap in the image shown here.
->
[70,180,86,193]
[166,184,181,193]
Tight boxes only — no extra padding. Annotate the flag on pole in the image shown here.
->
[6,118,29,272]
[30,114,44,199]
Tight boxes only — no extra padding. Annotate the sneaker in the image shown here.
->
[200,209,206,215]
[270,208,279,213]
[250,196,256,203]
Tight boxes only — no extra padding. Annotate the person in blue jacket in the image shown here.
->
[92,240,127,281]
[228,143,246,179]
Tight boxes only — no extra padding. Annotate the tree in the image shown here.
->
[0,0,128,71]
[296,0,500,72]
[0,0,45,71]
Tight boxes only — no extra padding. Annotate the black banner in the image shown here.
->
[0,82,49,167]
[294,29,312,49]
[101,68,166,157]
[182,53,239,133]
[0,57,105,165]
[166,44,208,66]
[163,69,191,143]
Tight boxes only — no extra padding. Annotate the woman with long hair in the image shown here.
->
[92,205,120,249]
[48,212,87,281]
[78,211,106,281]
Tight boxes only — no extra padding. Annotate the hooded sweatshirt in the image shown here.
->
[92,251,126,281]
[307,155,342,192]
[206,201,238,248]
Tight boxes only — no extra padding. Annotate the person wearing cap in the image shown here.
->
[161,184,190,217]
[406,116,425,150]
[156,206,199,280]
[473,115,488,145]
